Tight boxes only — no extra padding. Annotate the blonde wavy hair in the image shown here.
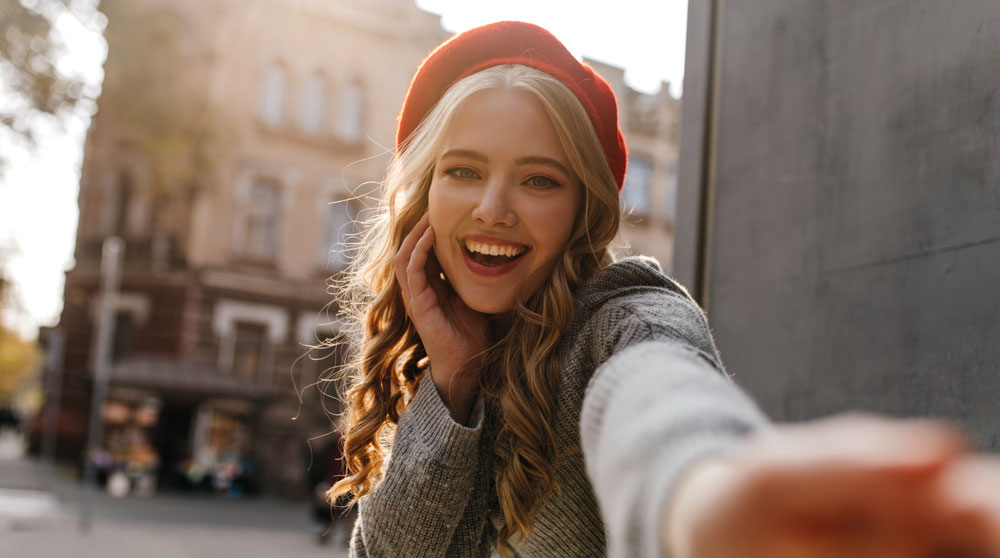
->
[328,64,621,555]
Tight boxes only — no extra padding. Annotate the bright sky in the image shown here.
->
[0,0,688,340]
[417,0,688,95]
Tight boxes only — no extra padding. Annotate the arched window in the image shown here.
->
[336,80,364,142]
[260,62,286,125]
[232,320,268,381]
[238,178,281,261]
[622,154,653,215]
[300,72,326,133]
[322,198,356,269]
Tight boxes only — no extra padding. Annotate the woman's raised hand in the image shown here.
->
[394,214,488,423]
[666,414,1000,558]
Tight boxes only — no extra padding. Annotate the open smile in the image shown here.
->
[459,236,531,276]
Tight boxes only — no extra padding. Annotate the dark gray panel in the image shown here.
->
[705,0,1000,447]
[674,0,717,296]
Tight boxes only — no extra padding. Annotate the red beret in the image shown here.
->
[396,21,628,193]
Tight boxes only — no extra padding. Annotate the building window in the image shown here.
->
[90,293,150,364]
[111,310,136,363]
[336,80,364,142]
[113,172,134,235]
[665,165,678,221]
[260,62,286,125]
[300,72,325,133]
[237,178,281,261]
[623,154,653,215]
[213,300,287,376]
[232,321,268,381]
[321,199,355,269]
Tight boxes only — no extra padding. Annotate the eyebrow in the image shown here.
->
[440,149,572,177]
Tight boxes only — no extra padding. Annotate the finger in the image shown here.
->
[401,213,430,254]
[746,414,968,473]
[729,417,972,555]
[738,419,966,523]
[933,456,1000,553]
[424,244,452,303]
[394,214,430,303]
[406,226,435,303]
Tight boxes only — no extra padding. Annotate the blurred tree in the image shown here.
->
[0,324,41,408]
[1,0,229,188]
[0,246,41,410]
[0,0,94,171]
[98,0,230,202]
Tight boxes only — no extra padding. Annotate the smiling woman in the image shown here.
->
[321,19,1000,558]
[325,22,752,557]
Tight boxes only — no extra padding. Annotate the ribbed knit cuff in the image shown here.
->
[400,375,484,467]
[581,340,769,558]
[648,430,745,558]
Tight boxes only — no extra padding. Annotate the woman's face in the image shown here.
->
[428,88,583,314]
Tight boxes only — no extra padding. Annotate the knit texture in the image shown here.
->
[349,256,769,557]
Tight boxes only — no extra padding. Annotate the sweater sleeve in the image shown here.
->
[579,295,769,558]
[350,373,493,557]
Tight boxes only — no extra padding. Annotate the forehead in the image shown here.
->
[440,88,570,163]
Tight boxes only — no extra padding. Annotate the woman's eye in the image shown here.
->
[524,175,561,189]
[444,167,479,180]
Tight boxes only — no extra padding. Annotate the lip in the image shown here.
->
[460,241,528,277]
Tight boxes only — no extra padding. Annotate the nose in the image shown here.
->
[471,176,517,227]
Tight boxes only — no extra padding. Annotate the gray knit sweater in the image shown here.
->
[349,256,769,557]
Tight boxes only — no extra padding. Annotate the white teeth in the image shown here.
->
[464,239,526,257]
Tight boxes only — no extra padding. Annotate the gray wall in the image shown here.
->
[677,0,1000,449]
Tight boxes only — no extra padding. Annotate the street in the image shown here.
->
[0,431,349,558]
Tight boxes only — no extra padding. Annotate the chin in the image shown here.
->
[467,299,513,315]
[459,290,515,315]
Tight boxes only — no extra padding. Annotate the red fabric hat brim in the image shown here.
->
[395,21,627,193]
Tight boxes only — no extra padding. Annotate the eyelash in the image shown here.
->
[443,167,480,180]
[523,175,562,189]
[443,167,563,189]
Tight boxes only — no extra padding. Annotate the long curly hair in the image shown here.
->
[327,64,621,555]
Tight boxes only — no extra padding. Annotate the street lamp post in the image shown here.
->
[78,236,123,534]
[40,327,64,487]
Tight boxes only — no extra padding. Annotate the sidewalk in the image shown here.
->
[0,432,349,558]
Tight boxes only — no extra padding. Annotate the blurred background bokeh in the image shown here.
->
[8,0,1000,555]
[0,0,686,555]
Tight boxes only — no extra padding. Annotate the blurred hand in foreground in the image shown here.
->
[666,414,1000,558]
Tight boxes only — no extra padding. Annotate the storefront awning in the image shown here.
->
[110,358,280,400]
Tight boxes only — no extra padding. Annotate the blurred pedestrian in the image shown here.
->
[0,404,21,433]
[325,20,1000,558]
[311,431,354,547]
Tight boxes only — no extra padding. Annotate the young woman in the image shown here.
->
[329,21,1000,558]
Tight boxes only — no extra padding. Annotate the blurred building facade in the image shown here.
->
[589,60,682,272]
[38,0,680,496]
[42,0,447,496]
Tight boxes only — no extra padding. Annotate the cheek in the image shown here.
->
[427,182,454,259]
[528,204,579,260]
[427,181,444,229]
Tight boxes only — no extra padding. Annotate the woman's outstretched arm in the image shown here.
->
[580,338,769,558]
[664,414,1000,558]
[576,278,1000,557]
